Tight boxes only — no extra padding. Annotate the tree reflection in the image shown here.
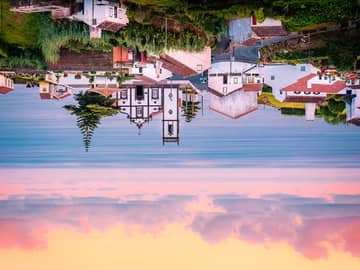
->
[64,91,119,152]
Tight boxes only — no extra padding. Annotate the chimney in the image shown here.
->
[307,79,312,89]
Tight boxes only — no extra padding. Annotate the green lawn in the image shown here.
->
[258,92,305,109]
[0,1,40,48]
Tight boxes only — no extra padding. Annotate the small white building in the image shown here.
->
[39,72,72,100]
[0,74,14,95]
[71,0,129,39]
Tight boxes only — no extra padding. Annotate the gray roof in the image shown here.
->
[213,47,259,64]
[228,18,252,43]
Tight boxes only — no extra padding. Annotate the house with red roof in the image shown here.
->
[159,47,211,78]
[251,18,287,39]
[71,1,129,39]
[0,74,14,95]
[281,71,348,120]
[39,73,72,100]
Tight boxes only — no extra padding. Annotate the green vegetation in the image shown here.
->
[258,92,305,109]
[270,0,359,31]
[64,91,119,152]
[37,15,112,64]
[316,95,347,125]
[182,100,201,122]
[113,21,207,54]
[281,107,305,115]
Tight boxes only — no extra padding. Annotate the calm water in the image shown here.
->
[1,85,360,269]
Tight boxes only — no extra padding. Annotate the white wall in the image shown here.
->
[264,64,316,102]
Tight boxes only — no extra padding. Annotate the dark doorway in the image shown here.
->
[136,86,144,100]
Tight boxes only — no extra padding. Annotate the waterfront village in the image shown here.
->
[1,0,360,145]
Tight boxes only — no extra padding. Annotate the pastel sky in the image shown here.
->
[1,173,360,269]
[1,85,360,269]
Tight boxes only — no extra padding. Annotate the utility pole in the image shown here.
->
[165,17,168,50]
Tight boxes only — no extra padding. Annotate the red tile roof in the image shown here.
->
[281,74,347,93]
[97,21,126,32]
[209,106,258,119]
[53,92,72,100]
[0,87,13,95]
[252,26,287,37]
[160,54,197,77]
[40,93,51,99]
[241,38,258,47]
[89,88,120,97]
[243,83,263,92]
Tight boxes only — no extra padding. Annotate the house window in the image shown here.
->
[223,75,228,84]
[233,77,238,84]
[294,91,301,94]
[139,67,143,74]
[109,7,114,17]
[114,7,118,18]
[271,75,275,80]
[136,107,143,118]
[152,88,159,99]
[135,86,144,100]
[196,64,203,71]
[300,66,306,71]
[120,90,128,99]
[222,87,227,94]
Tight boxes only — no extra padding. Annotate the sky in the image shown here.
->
[1,85,360,269]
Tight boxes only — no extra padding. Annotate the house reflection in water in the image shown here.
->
[208,54,263,119]
[0,73,14,95]
[39,72,72,100]
[91,77,201,144]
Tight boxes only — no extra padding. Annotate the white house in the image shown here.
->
[71,0,129,38]
[39,72,72,100]
[208,61,263,96]
[0,74,14,95]
[280,71,348,120]
[264,64,317,102]
[129,61,173,82]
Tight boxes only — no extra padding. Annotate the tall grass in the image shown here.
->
[37,15,111,64]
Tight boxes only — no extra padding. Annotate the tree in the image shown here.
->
[64,91,119,152]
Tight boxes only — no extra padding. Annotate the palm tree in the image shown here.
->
[64,91,119,152]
